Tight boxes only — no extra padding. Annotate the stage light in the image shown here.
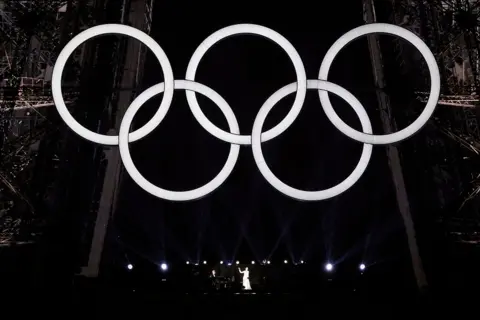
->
[220,261,223,264]
[251,261,255,264]
[127,264,133,270]
[203,260,207,265]
[267,260,271,264]
[300,260,304,264]
[236,261,239,265]
[186,261,190,265]
[325,263,333,272]
[160,263,168,271]
[227,262,232,266]
[359,263,366,271]
[284,260,288,264]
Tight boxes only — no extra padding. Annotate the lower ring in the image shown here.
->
[118,80,241,201]
[251,79,373,201]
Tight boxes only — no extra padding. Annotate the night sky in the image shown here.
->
[112,1,407,270]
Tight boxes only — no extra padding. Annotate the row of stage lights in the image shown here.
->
[126,262,367,272]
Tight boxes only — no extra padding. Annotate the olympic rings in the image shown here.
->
[251,80,373,201]
[52,23,441,201]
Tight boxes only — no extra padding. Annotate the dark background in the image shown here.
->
[105,0,411,287]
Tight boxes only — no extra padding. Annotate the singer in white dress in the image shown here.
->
[238,267,252,290]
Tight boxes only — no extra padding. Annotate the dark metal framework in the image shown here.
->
[374,0,480,237]
[0,0,73,244]
[0,0,154,287]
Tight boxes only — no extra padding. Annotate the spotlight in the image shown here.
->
[220,261,223,264]
[203,260,207,265]
[325,263,333,272]
[186,261,190,265]
[236,261,239,265]
[300,260,305,264]
[267,260,271,264]
[227,262,232,266]
[284,260,288,264]
[160,263,168,271]
[359,263,366,271]
[251,261,255,264]
[127,264,133,270]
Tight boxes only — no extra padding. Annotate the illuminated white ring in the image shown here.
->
[252,80,373,201]
[186,24,307,145]
[119,80,240,201]
[318,23,440,145]
[52,24,175,145]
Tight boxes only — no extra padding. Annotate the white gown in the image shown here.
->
[241,270,251,290]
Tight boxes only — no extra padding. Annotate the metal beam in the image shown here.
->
[364,0,428,291]
[80,0,153,278]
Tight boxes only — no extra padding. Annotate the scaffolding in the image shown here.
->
[0,0,67,244]
[0,0,154,279]
[392,0,480,138]
[0,0,94,245]
[0,0,67,109]
[379,0,480,239]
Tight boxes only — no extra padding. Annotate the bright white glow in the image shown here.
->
[318,23,440,145]
[252,80,373,201]
[284,260,288,264]
[227,262,232,266]
[118,80,240,201]
[127,264,133,270]
[267,260,271,265]
[186,261,190,265]
[359,263,366,271]
[52,24,174,145]
[300,260,304,264]
[220,261,223,264]
[185,24,307,145]
[251,261,255,264]
[160,263,168,271]
[236,261,240,265]
[203,261,207,265]
[325,263,333,272]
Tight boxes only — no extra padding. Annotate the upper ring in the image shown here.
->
[51,24,175,145]
[318,23,440,145]
[185,24,307,145]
